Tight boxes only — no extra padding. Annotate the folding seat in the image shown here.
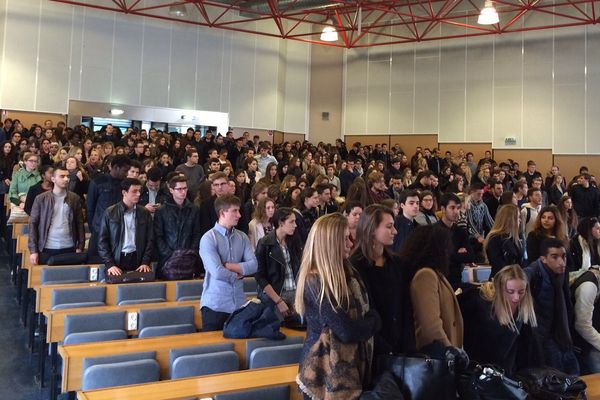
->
[63,311,127,345]
[137,306,196,338]
[170,343,238,379]
[214,385,290,400]
[116,283,166,305]
[51,286,106,310]
[81,351,159,390]
[175,280,203,301]
[248,344,303,369]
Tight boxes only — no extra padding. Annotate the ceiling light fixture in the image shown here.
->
[169,4,187,17]
[478,0,499,25]
[110,108,124,116]
[320,18,338,42]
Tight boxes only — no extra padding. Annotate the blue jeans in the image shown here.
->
[577,349,600,375]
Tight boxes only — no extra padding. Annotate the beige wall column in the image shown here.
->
[309,44,344,145]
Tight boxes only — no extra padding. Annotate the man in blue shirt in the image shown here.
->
[199,195,258,331]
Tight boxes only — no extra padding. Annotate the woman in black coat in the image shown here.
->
[349,204,415,355]
[254,207,302,319]
[485,204,525,277]
[526,205,568,263]
[459,264,541,376]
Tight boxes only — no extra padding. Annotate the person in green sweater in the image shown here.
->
[9,153,41,208]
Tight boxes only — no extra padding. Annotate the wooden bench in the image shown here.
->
[34,279,204,313]
[76,365,302,400]
[43,300,202,344]
[59,327,305,393]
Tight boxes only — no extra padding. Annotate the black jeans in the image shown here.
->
[40,247,76,265]
[120,251,138,272]
[201,307,230,332]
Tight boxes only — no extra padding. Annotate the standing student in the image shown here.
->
[485,204,525,277]
[199,195,257,331]
[392,189,420,253]
[8,152,41,207]
[28,166,85,265]
[98,178,154,277]
[295,213,380,400]
[526,205,568,263]
[350,204,415,355]
[247,197,275,250]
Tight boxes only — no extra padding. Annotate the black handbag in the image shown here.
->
[516,367,587,400]
[457,363,529,400]
[377,354,456,400]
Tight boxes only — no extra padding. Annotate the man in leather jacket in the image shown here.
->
[153,175,202,269]
[98,178,154,277]
[87,155,131,257]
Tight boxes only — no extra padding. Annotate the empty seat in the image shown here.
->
[245,336,304,366]
[116,283,166,305]
[82,359,159,390]
[169,343,235,378]
[175,280,203,301]
[171,351,239,379]
[41,266,90,285]
[215,385,290,400]
[138,306,196,338]
[249,343,302,369]
[63,311,127,345]
[51,286,106,310]
[243,277,258,296]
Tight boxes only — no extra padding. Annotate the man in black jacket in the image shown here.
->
[392,189,419,253]
[437,192,475,289]
[571,174,600,218]
[87,155,131,257]
[153,175,202,271]
[483,179,503,219]
[98,178,154,277]
[139,167,169,215]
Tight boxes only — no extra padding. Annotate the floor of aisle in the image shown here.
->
[0,248,49,400]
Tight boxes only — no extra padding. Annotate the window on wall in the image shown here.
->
[83,117,132,133]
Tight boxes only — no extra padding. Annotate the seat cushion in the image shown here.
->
[64,329,127,345]
[171,351,239,379]
[215,385,290,400]
[81,359,160,390]
[138,324,196,338]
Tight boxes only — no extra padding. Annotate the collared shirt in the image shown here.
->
[148,190,157,205]
[254,154,278,176]
[281,245,296,291]
[122,206,137,253]
[200,222,258,313]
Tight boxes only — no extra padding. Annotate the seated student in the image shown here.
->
[98,178,154,277]
[485,204,525,277]
[199,195,257,331]
[350,204,415,355]
[459,265,540,376]
[524,238,580,375]
[28,166,85,265]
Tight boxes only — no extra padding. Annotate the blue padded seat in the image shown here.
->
[171,351,239,379]
[82,351,156,373]
[245,336,304,366]
[243,277,258,295]
[116,283,166,305]
[81,359,160,390]
[41,266,90,285]
[248,343,303,369]
[51,287,106,310]
[63,311,127,345]
[215,385,290,400]
[138,306,196,338]
[169,343,235,378]
[175,281,203,301]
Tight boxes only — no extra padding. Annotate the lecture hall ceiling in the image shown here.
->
[50,0,600,48]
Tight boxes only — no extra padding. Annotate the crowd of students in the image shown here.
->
[3,116,600,398]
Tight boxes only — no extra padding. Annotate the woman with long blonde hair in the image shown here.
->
[459,264,538,376]
[295,213,380,400]
[485,204,525,277]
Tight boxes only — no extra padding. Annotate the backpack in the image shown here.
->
[160,249,202,280]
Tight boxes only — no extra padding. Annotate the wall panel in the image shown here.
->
[389,134,438,154]
[439,143,491,163]
[168,23,198,110]
[111,13,143,106]
[79,10,113,102]
[140,20,171,107]
[493,149,553,177]
[553,155,600,182]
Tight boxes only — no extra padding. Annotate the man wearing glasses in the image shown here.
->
[9,153,41,209]
[153,175,202,277]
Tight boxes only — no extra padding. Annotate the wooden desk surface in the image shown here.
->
[43,300,202,343]
[34,279,203,313]
[59,327,305,393]
[12,223,27,240]
[583,374,600,400]
[77,365,302,400]
[28,264,103,289]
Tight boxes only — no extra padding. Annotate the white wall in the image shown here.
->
[0,0,311,134]
[343,18,600,154]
